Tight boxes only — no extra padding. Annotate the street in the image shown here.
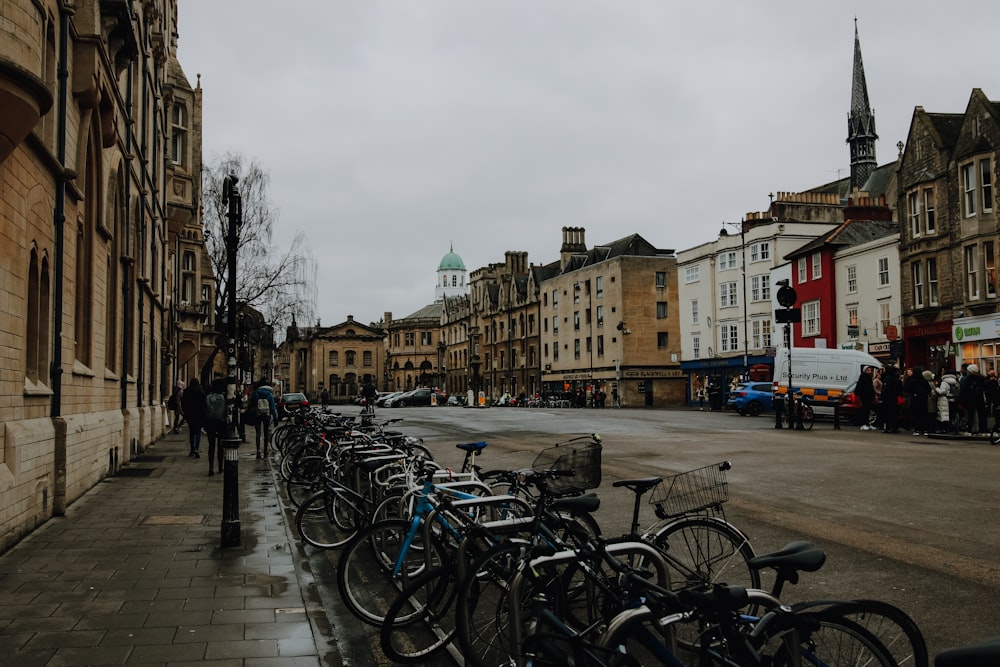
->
[289,405,1000,664]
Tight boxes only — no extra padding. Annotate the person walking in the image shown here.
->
[985,369,1000,431]
[855,366,877,430]
[934,371,953,434]
[903,367,931,436]
[180,377,206,458]
[168,380,185,433]
[939,370,961,433]
[248,379,279,459]
[880,365,902,433]
[204,378,228,476]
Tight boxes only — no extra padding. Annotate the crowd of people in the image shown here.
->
[855,362,1000,436]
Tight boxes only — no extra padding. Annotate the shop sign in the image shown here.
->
[952,313,1000,343]
[868,342,892,355]
[622,368,685,379]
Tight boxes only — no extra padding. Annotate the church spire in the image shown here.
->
[847,19,878,191]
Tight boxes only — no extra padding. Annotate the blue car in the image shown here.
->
[726,382,774,416]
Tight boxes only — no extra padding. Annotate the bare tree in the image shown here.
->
[201,153,315,377]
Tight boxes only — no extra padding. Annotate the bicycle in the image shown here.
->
[780,391,815,430]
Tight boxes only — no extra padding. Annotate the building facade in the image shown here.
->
[279,316,385,401]
[1,1,206,550]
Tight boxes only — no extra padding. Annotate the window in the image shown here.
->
[908,191,920,237]
[797,257,807,283]
[171,103,186,166]
[719,281,738,308]
[877,257,890,286]
[595,276,603,297]
[684,266,700,283]
[847,307,858,338]
[573,311,580,330]
[966,245,980,300]
[718,251,738,270]
[879,302,891,336]
[912,261,924,308]
[573,283,581,303]
[329,351,338,366]
[656,302,668,318]
[452,275,457,287]
[574,339,580,360]
[811,252,822,279]
[345,351,356,366]
[750,241,770,262]
[596,336,604,357]
[405,332,415,346]
[657,332,669,349]
[363,350,373,367]
[553,342,559,361]
[963,162,977,217]
[596,305,604,327]
[927,258,939,306]
[655,271,666,288]
[924,188,936,234]
[751,319,772,348]
[421,332,433,345]
[26,249,51,386]
[691,299,699,324]
[692,336,701,359]
[987,241,997,298]
[750,274,770,302]
[802,301,820,336]
[552,315,558,335]
[983,158,993,213]
[720,324,739,352]
[846,265,857,294]
[552,289,558,306]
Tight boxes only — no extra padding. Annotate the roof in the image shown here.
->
[785,219,898,259]
[438,249,466,271]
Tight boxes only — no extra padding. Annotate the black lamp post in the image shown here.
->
[221,175,242,548]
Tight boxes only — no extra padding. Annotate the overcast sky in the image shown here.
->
[177,1,999,328]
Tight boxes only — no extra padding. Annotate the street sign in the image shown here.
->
[775,308,801,323]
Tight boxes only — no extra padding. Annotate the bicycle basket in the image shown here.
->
[530,437,603,493]
[650,461,730,517]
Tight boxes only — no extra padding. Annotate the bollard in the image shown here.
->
[774,394,783,429]
[220,427,241,547]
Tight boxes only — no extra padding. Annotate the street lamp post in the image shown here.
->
[221,175,242,548]
[720,222,750,382]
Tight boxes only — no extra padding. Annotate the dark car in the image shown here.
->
[391,387,447,407]
[278,392,309,418]
[725,382,774,416]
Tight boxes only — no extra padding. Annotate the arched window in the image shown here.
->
[26,247,52,386]
[75,128,99,366]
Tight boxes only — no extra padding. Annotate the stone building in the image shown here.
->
[0,1,205,550]
[898,88,1000,373]
[279,316,385,401]
[385,305,444,393]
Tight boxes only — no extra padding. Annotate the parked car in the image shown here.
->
[446,395,466,407]
[375,391,404,408]
[390,387,447,407]
[278,392,309,418]
[726,382,774,416]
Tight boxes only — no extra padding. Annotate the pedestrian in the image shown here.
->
[880,365,902,433]
[248,379,279,458]
[933,371,952,434]
[939,369,961,433]
[985,369,1000,430]
[204,378,227,476]
[320,387,330,406]
[180,377,206,458]
[168,380,185,433]
[361,379,377,411]
[962,364,988,435]
[903,367,931,435]
[855,366,876,430]
[696,383,706,411]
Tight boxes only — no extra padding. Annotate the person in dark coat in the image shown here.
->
[204,378,228,476]
[855,366,877,430]
[880,365,902,433]
[180,377,206,458]
[963,363,988,434]
[904,367,932,436]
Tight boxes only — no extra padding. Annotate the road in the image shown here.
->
[287,405,1000,664]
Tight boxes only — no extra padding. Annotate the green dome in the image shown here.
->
[438,247,465,271]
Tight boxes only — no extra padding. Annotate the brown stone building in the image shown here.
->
[280,316,385,401]
[0,1,207,550]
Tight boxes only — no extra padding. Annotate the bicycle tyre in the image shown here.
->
[380,565,459,663]
[795,599,927,667]
[793,612,899,667]
[336,518,444,626]
[649,515,759,591]
[295,489,363,549]
[455,540,526,667]
[802,405,815,430]
[285,455,328,508]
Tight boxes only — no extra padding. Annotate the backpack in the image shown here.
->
[256,395,270,417]
[949,378,961,401]
[206,392,226,422]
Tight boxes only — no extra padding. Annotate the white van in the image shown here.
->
[772,347,883,416]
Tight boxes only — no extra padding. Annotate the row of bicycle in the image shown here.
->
[267,407,993,666]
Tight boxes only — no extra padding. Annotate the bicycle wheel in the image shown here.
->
[295,489,363,549]
[649,516,759,591]
[991,423,1000,445]
[797,600,927,667]
[793,612,898,667]
[455,541,526,667]
[336,518,444,626]
[285,455,328,508]
[802,405,815,430]
[380,565,459,663]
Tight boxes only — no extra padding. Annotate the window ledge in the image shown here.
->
[24,378,53,396]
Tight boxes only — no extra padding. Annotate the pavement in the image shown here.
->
[0,429,340,666]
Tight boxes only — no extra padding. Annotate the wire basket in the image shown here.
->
[531,436,603,494]
[650,461,730,518]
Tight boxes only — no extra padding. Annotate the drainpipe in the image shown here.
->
[121,58,134,410]
[50,1,74,516]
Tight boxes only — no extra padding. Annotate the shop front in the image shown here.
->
[902,320,954,373]
[680,354,773,408]
[952,313,1000,374]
